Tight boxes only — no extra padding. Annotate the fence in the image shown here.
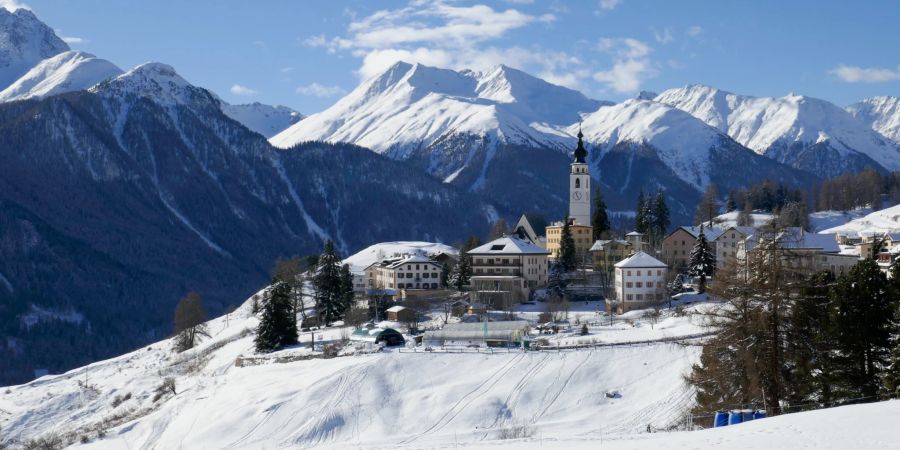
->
[397,331,715,354]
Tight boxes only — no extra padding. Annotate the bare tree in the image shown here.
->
[173,291,209,352]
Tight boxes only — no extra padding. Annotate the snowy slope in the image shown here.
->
[90,62,203,108]
[0,50,122,101]
[220,101,304,138]
[270,61,602,154]
[822,203,900,236]
[655,85,900,176]
[848,96,900,144]
[0,7,69,90]
[576,99,728,190]
[1,293,707,449]
[343,241,458,274]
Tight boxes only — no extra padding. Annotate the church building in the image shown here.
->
[546,130,594,262]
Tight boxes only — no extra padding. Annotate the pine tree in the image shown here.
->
[689,227,716,293]
[634,191,647,233]
[173,291,208,352]
[453,252,472,291]
[831,260,897,399]
[439,262,451,288]
[315,240,344,325]
[652,191,670,247]
[339,263,355,314]
[725,192,738,212]
[559,216,577,272]
[255,281,298,353]
[591,188,611,241]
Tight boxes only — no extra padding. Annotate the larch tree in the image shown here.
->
[694,184,719,226]
[173,291,209,352]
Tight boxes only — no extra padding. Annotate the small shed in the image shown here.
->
[349,327,406,346]
[385,305,416,322]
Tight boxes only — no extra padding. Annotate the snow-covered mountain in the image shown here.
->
[655,85,900,177]
[0,50,122,101]
[0,7,69,89]
[822,203,900,236]
[220,101,304,138]
[271,61,602,164]
[847,96,900,145]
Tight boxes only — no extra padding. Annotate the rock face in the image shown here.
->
[656,85,900,177]
[0,63,497,385]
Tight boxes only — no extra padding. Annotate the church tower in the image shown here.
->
[569,130,590,226]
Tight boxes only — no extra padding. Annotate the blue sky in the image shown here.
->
[11,0,900,113]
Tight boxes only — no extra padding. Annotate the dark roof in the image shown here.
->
[573,130,588,163]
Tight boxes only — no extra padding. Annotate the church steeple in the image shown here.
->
[573,129,587,163]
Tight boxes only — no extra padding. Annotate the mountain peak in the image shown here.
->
[0,49,122,101]
[0,6,69,89]
[848,96,900,144]
[91,62,203,107]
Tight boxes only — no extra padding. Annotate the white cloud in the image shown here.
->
[653,27,674,45]
[229,84,257,96]
[686,25,703,37]
[830,64,900,83]
[0,0,29,11]
[61,36,86,44]
[593,37,657,93]
[598,0,621,11]
[280,67,294,74]
[295,82,347,98]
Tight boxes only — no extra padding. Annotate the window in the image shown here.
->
[657,270,662,276]
[636,294,643,301]
[626,282,633,288]
[636,270,641,276]
[636,282,643,288]
[626,294,633,300]
[646,282,653,288]
[627,270,632,276]
[575,178,581,188]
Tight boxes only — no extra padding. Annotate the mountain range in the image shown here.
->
[2,7,900,384]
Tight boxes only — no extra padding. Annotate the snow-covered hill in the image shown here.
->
[0,7,68,90]
[848,96,900,145]
[0,50,122,101]
[1,293,704,449]
[655,85,900,177]
[220,101,304,138]
[822,204,900,236]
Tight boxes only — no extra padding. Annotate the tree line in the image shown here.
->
[688,223,900,419]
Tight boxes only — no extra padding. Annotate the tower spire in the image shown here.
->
[573,126,587,163]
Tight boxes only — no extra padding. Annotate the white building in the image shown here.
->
[365,253,444,292]
[569,130,591,226]
[468,236,550,306]
[613,251,668,313]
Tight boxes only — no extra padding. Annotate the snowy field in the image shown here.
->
[2,292,898,449]
[823,204,900,236]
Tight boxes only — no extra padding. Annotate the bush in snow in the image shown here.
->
[152,377,176,402]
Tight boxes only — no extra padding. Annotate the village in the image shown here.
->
[278,132,900,355]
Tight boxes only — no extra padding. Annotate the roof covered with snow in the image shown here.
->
[614,251,667,268]
[468,236,549,255]
[676,226,725,241]
[343,241,458,274]
[590,239,630,251]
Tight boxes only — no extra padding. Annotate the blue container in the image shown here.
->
[753,409,768,420]
[713,411,729,428]
[727,410,743,425]
[741,409,755,422]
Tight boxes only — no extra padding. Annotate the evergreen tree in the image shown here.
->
[788,271,839,406]
[452,252,472,291]
[591,188,611,241]
[314,240,344,325]
[725,192,738,212]
[339,263,355,314]
[831,260,897,399]
[439,262,451,288]
[559,216,577,272]
[689,227,716,293]
[634,191,647,233]
[652,191,670,247]
[254,281,298,353]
